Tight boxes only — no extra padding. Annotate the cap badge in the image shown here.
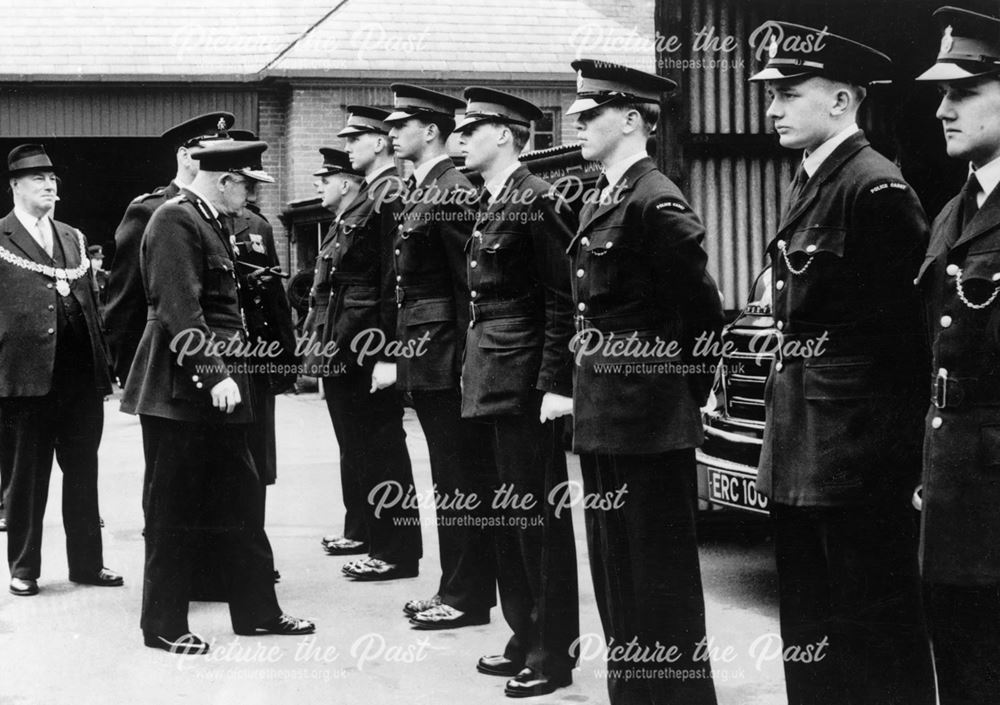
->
[576,70,585,92]
[217,117,227,131]
[768,36,779,59]
[941,25,954,55]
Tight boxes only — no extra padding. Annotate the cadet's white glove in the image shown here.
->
[211,377,241,414]
[539,392,573,423]
[370,362,398,393]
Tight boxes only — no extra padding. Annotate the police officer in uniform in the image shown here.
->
[104,111,234,386]
[749,22,935,705]
[0,145,122,597]
[307,130,422,579]
[381,84,497,616]
[122,140,313,654]
[450,87,578,697]
[567,60,723,705]
[915,8,1000,703]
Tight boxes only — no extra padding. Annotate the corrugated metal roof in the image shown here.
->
[0,0,654,80]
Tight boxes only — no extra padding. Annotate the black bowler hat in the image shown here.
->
[338,106,392,137]
[748,21,892,85]
[189,140,274,183]
[313,148,364,178]
[454,87,543,134]
[916,6,1000,82]
[567,59,677,115]
[160,112,236,150]
[5,144,63,177]
[384,84,465,125]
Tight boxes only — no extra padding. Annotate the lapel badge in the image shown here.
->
[941,25,954,55]
[249,233,266,254]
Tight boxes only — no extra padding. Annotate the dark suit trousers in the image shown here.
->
[580,449,717,705]
[491,414,578,678]
[924,582,1000,705]
[411,388,496,613]
[323,376,368,545]
[772,502,935,705]
[324,372,422,565]
[1,380,104,580]
[139,415,280,637]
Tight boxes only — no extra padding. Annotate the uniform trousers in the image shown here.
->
[923,581,1000,705]
[772,502,935,705]
[139,414,280,637]
[411,388,496,613]
[580,449,717,705]
[490,414,578,678]
[324,372,422,565]
[323,375,368,546]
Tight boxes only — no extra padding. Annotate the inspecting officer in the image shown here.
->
[451,87,579,697]
[567,60,723,705]
[382,84,497,615]
[915,7,1000,703]
[104,111,234,386]
[0,144,122,597]
[750,21,935,705]
[122,140,313,654]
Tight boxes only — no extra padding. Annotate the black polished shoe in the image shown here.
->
[345,559,418,582]
[403,594,441,617]
[321,536,368,555]
[505,668,572,698]
[409,604,489,630]
[477,654,523,677]
[9,577,38,596]
[234,614,316,636]
[143,632,210,655]
[69,567,124,587]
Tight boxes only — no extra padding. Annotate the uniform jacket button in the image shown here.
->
[932,416,943,429]
[47,328,54,335]
[775,280,785,291]
[775,361,784,372]
[394,248,401,255]
[805,244,817,253]
[581,237,590,247]
[48,304,54,311]
[940,315,952,328]
[576,268,585,278]
[776,321,784,330]
[577,302,586,312]
[470,261,477,268]
[946,264,959,276]
[195,382,204,389]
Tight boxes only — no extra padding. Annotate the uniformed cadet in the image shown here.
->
[567,60,723,705]
[914,8,1000,703]
[104,111,234,387]
[0,144,122,597]
[122,140,313,654]
[382,84,497,617]
[305,134,422,580]
[450,87,579,697]
[749,22,935,705]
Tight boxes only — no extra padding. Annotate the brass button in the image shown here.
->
[932,416,942,429]
[47,328,54,335]
[46,283,53,289]
[605,241,613,249]
[946,264,959,276]
[805,244,817,254]
[396,275,402,282]
[577,302,586,312]
[470,261,478,268]
[195,382,204,390]
[776,321,784,330]
[473,231,483,239]
[470,290,477,298]
[394,248,400,255]
[775,361,784,372]
[940,315,952,328]
[775,280,785,291]
[47,304,54,311]
[581,237,590,247]
[576,269,584,278]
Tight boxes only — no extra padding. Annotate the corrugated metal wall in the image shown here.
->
[682,0,795,309]
[0,87,258,137]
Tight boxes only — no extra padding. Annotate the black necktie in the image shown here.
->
[788,165,809,205]
[961,171,982,229]
[405,175,417,191]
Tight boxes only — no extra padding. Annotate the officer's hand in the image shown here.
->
[370,362,398,393]
[211,377,241,414]
[539,392,573,423]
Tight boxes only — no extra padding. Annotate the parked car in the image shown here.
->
[696,267,777,515]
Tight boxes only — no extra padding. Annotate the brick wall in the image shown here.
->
[256,88,289,270]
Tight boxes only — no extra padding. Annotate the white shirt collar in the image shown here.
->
[181,184,220,219]
[412,154,450,187]
[484,161,522,202]
[971,154,1000,208]
[603,151,648,191]
[13,206,49,234]
[802,123,859,177]
[366,162,396,185]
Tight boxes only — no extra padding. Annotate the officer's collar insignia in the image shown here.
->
[768,36,779,59]
[941,25,954,54]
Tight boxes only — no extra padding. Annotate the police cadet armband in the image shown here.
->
[867,180,909,195]
[654,199,690,212]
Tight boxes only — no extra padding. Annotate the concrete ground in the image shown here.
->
[0,393,784,705]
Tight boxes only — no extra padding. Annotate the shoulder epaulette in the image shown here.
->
[131,185,169,204]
